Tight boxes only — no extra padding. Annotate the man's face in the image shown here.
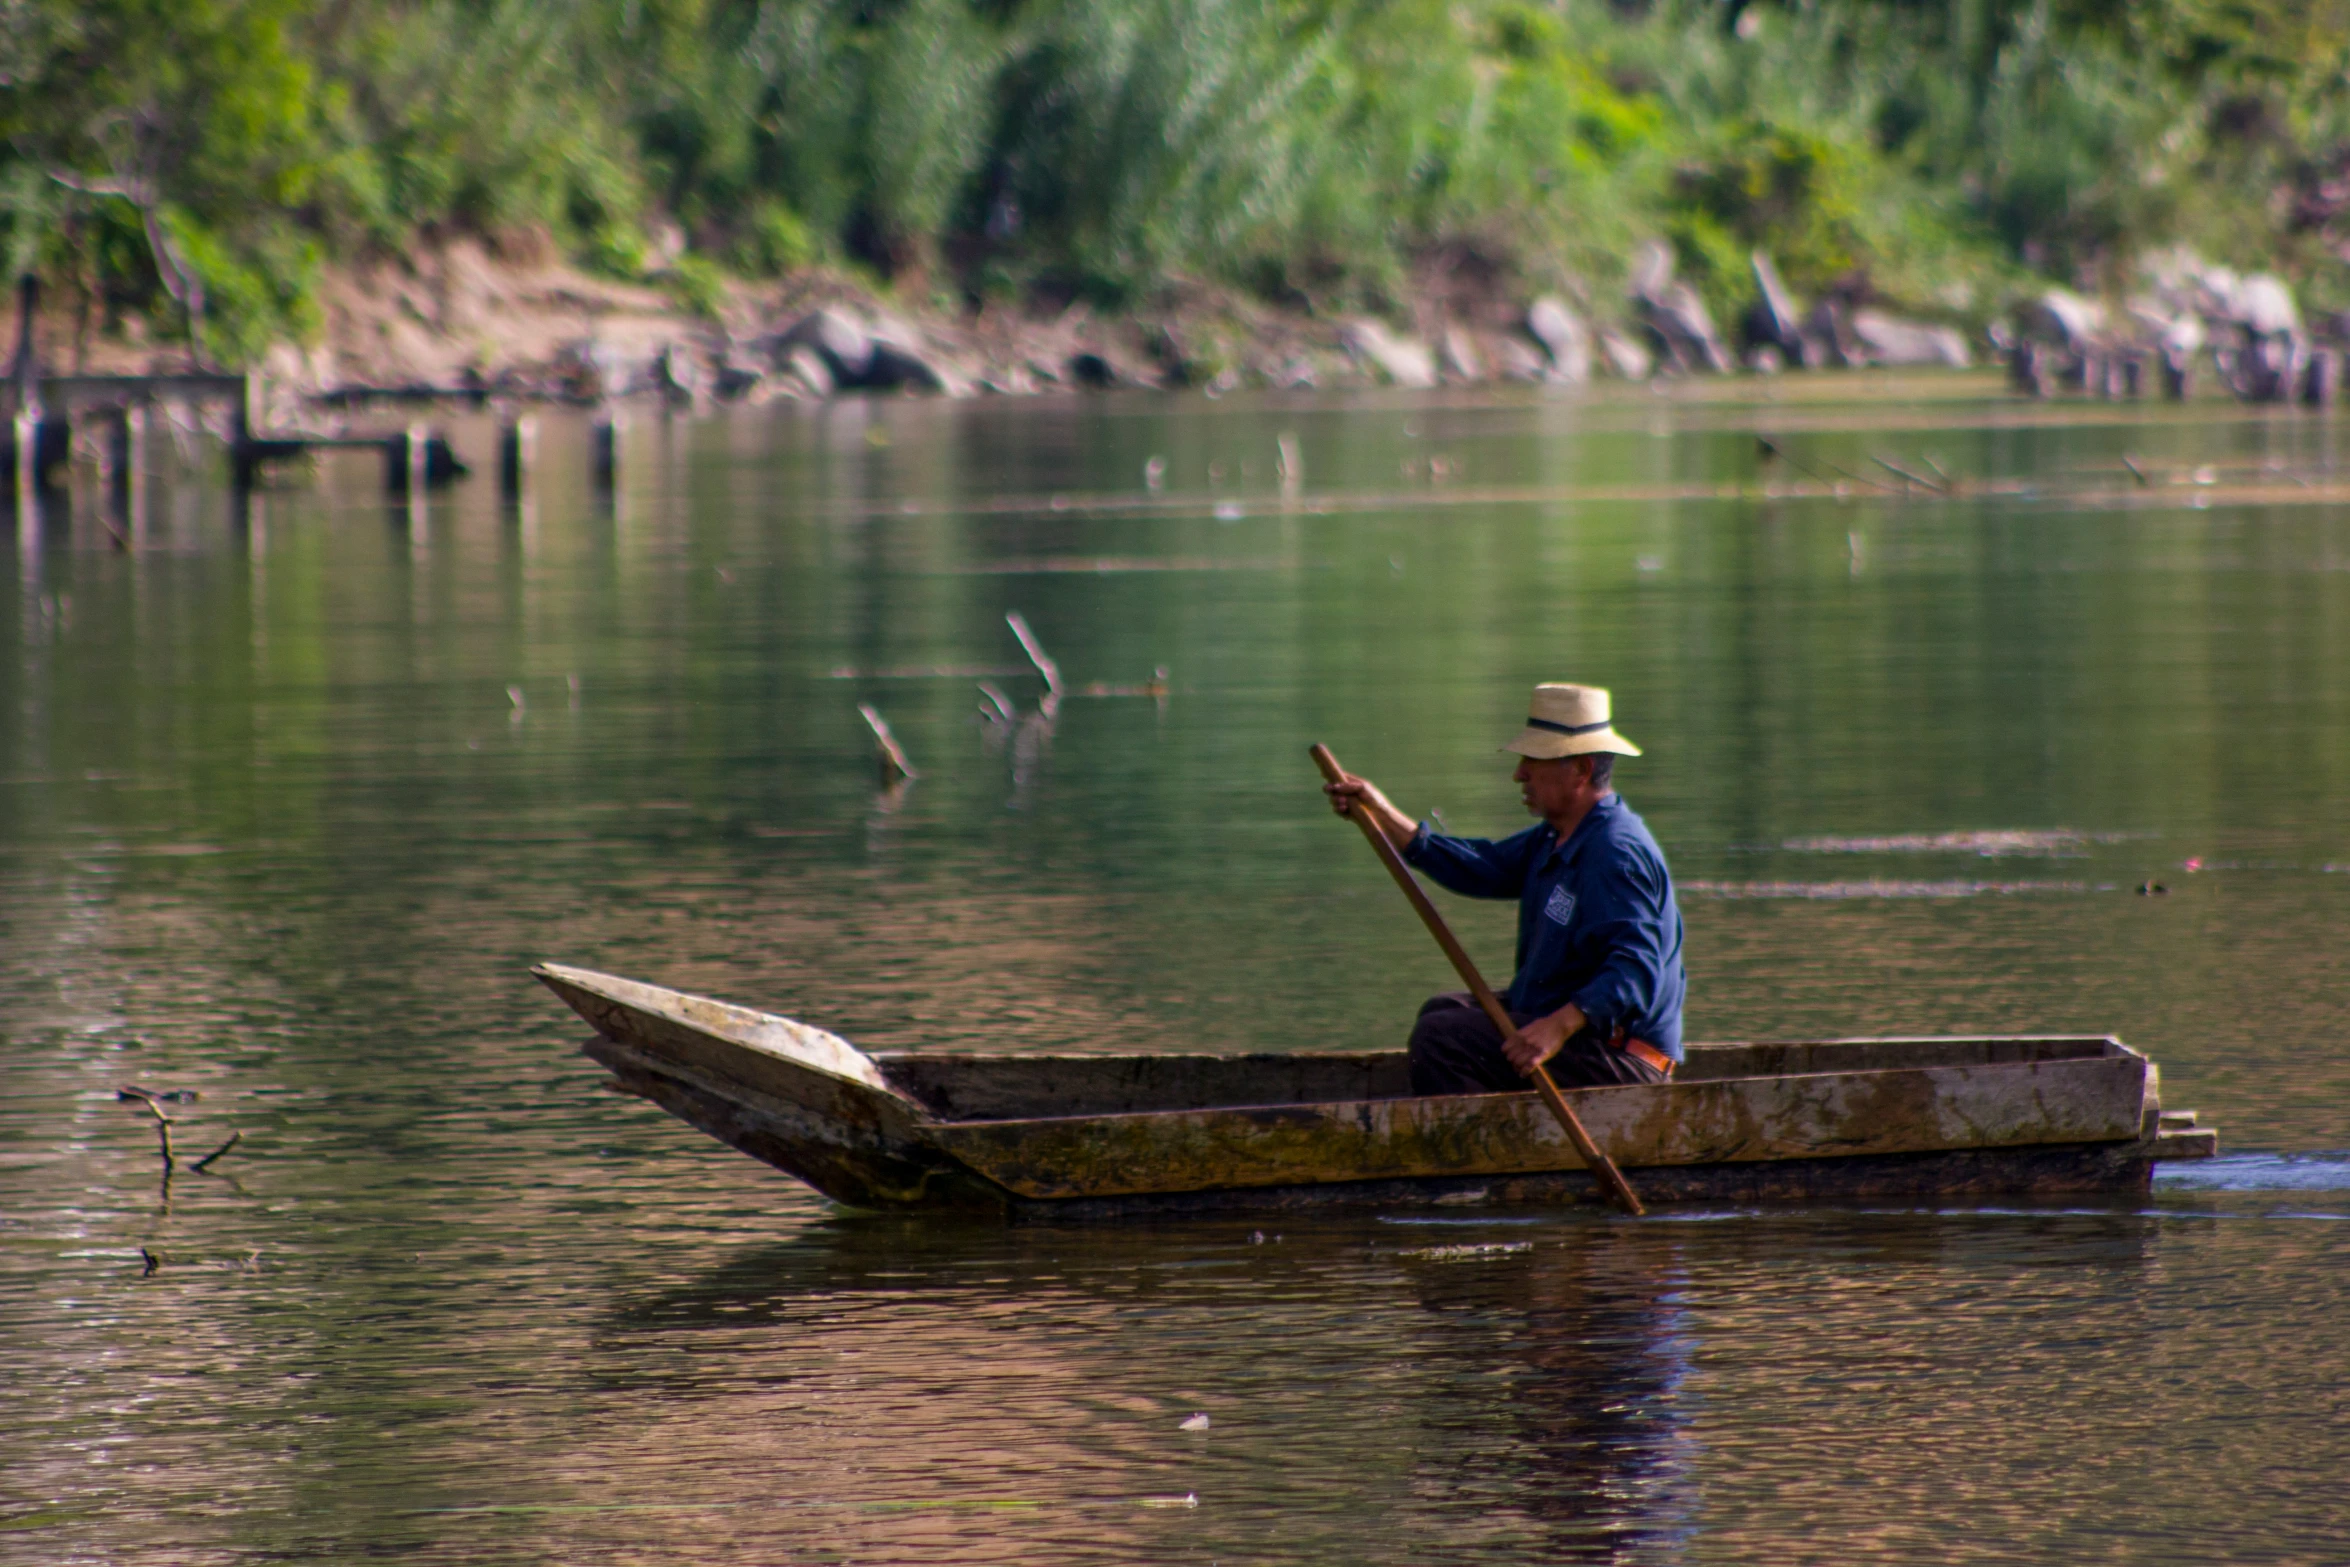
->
[1513,754,1590,820]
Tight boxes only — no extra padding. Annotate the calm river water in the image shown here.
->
[4,374,2346,1563]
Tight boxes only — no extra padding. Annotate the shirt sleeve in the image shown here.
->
[1568,849,1675,1034]
[1400,823,1539,900]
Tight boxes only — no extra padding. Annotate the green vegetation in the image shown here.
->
[4,0,2348,363]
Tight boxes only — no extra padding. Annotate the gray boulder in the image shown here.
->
[782,345,834,399]
[1643,283,1732,372]
[2235,274,2302,339]
[1802,298,1862,367]
[1340,318,1438,388]
[1068,351,1119,389]
[713,336,769,400]
[867,338,969,397]
[2161,312,2206,358]
[1849,309,1972,368]
[556,338,637,401]
[2160,261,2307,402]
[1595,325,1653,381]
[868,313,973,396]
[775,307,875,384]
[1524,296,1592,383]
[2021,289,2107,353]
[657,342,708,405]
[1489,333,1552,384]
[770,306,970,396]
[1440,325,1486,383]
[1744,251,1808,364]
[1627,241,1731,373]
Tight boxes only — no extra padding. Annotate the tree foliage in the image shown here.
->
[1,0,2345,360]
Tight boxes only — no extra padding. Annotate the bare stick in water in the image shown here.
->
[120,1087,176,1172]
[857,704,917,783]
[193,1131,242,1172]
[1005,612,1064,718]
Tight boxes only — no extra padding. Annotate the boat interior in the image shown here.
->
[870,1036,2133,1122]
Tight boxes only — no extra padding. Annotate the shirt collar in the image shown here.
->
[1546,793,1618,859]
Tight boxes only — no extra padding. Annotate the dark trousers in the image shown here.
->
[1407,992,1671,1096]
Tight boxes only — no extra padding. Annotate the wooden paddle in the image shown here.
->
[1310,743,1645,1217]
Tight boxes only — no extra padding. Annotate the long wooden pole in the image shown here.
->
[1310,743,1645,1216]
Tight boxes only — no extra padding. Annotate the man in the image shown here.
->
[1323,683,1685,1094]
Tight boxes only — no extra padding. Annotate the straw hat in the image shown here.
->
[1500,683,1642,759]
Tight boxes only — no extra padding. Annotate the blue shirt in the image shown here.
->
[1402,794,1687,1059]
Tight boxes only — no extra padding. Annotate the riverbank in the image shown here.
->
[24,233,1979,421]
[31,241,2350,442]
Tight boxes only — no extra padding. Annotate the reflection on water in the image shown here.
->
[1401,1232,1696,1560]
[3,377,2348,1562]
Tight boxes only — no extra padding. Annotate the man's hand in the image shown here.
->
[1322,773,1418,850]
[1504,1002,1588,1075]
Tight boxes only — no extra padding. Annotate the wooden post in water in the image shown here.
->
[2304,349,2338,408]
[592,407,619,491]
[11,407,41,520]
[8,273,60,503]
[498,413,535,500]
[125,405,148,541]
[102,405,131,516]
[382,422,433,496]
[230,372,257,489]
[2008,342,2050,399]
[9,273,36,419]
[383,428,409,495]
[406,422,429,537]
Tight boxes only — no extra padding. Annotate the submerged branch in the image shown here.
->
[857,703,917,783]
[192,1130,242,1173]
[119,1087,175,1172]
[1005,612,1064,718]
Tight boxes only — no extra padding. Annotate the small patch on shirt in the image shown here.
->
[1543,885,1577,926]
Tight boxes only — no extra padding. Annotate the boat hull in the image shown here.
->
[538,964,2214,1215]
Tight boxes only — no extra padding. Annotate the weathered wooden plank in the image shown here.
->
[1679,1036,2116,1079]
[872,1038,2123,1118]
[876,1051,1414,1120]
[931,1054,2151,1200]
[1014,1141,2160,1218]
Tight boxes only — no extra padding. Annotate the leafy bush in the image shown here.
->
[1,0,2344,359]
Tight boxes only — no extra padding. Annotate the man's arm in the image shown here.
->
[1324,772,1533,899]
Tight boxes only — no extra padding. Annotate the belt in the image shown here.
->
[1608,1027,1676,1079]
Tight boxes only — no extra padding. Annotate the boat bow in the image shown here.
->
[534,963,1007,1209]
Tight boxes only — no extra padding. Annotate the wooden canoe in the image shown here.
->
[535,962,2219,1215]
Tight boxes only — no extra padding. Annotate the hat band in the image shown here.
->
[1526,716,1614,736]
